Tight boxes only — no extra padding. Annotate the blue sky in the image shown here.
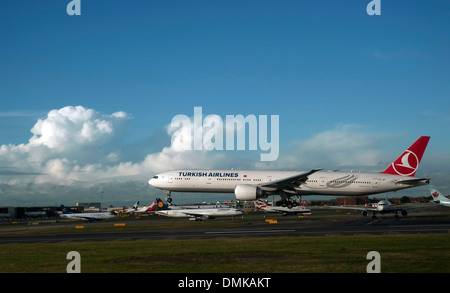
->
[0,1,449,205]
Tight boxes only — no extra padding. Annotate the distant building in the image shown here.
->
[77,202,101,210]
[336,196,369,206]
[0,206,60,220]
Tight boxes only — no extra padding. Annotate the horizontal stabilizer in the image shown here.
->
[395,178,430,185]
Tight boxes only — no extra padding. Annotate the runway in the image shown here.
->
[1,207,449,244]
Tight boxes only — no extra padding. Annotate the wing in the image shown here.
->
[330,206,377,211]
[181,211,210,218]
[258,169,322,195]
[181,212,212,220]
[74,215,98,221]
[390,204,440,211]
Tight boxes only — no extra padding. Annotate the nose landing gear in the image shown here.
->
[164,190,172,203]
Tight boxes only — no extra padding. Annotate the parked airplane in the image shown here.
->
[429,186,450,207]
[154,198,243,221]
[156,198,229,210]
[123,201,157,214]
[149,136,431,208]
[123,201,140,214]
[59,205,116,221]
[331,199,438,218]
[254,199,311,216]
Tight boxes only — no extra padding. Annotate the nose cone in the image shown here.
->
[377,200,388,212]
[148,175,159,187]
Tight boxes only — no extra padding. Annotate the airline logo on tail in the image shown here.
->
[145,201,157,211]
[393,150,419,176]
[254,199,267,210]
[382,136,430,177]
[155,198,169,210]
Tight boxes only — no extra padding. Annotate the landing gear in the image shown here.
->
[275,193,299,209]
[164,190,172,203]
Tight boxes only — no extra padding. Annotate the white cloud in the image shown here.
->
[0,106,130,185]
[28,105,127,151]
[253,124,385,171]
[1,106,448,205]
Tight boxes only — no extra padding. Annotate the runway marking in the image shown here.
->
[364,219,381,225]
[391,224,450,228]
[205,229,295,235]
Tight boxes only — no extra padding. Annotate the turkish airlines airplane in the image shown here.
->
[148,136,430,208]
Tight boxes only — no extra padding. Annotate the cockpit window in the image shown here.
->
[153,176,158,179]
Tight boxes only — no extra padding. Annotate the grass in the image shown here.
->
[1,234,449,273]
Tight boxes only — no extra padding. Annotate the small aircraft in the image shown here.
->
[331,199,438,218]
[254,199,311,216]
[154,198,243,221]
[59,205,116,221]
[429,186,450,207]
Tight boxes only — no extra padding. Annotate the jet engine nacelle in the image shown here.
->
[234,185,263,201]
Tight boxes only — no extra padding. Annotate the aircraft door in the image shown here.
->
[319,177,326,187]
[372,178,378,188]
[168,174,173,183]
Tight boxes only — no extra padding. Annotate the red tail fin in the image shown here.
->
[382,136,430,177]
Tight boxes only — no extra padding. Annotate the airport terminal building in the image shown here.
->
[0,203,94,221]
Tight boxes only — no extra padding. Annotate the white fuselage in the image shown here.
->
[60,212,116,220]
[155,207,243,218]
[149,169,428,197]
[256,203,311,214]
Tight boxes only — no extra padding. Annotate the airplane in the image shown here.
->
[154,198,243,221]
[122,201,140,214]
[254,199,311,216]
[155,198,229,210]
[122,201,157,215]
[149,136,431,208]
[429,186,450,207]
[330,199,439,218]
[59,205,116,221]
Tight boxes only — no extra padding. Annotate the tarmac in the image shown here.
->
[1,205,449,244]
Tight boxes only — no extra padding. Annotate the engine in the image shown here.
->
[234,185,263,201]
